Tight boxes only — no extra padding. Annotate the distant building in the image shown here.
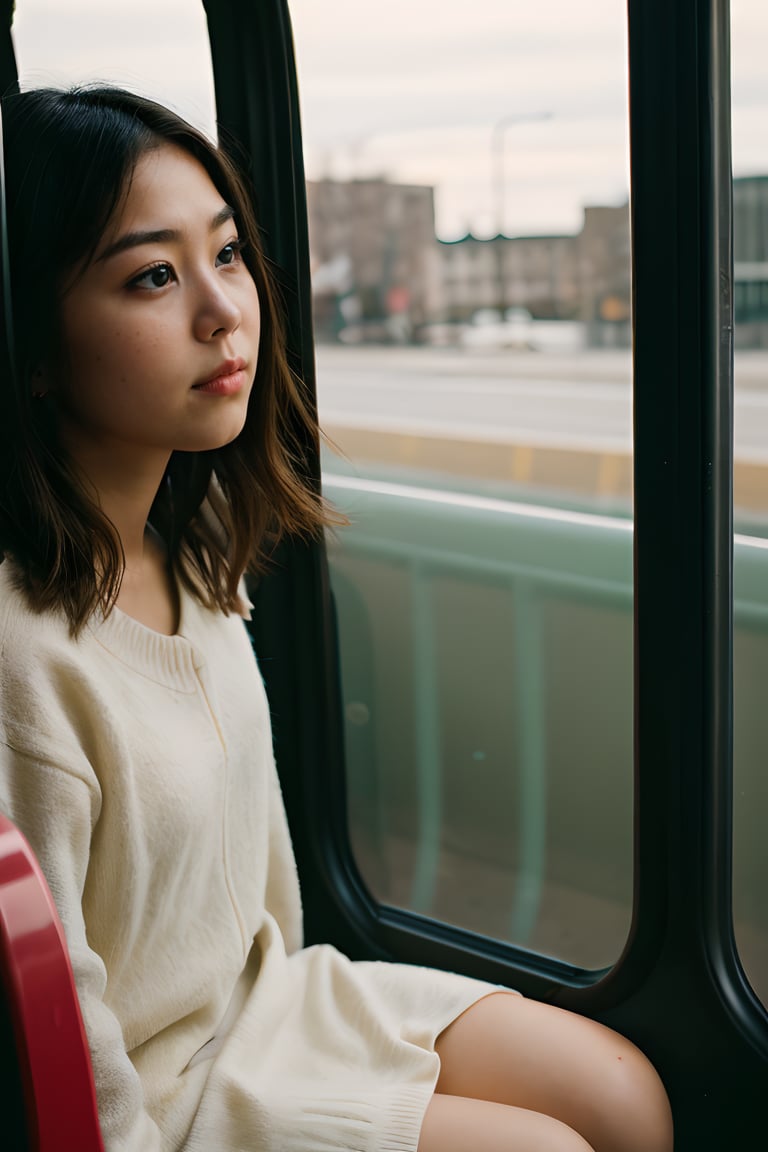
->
[306,174,768,349]
[438,203,631,346]
[306,174,634,345]
[577,203,631,347]
[734,176,768,348]
[438,233,579,322]
[306,178,441,342]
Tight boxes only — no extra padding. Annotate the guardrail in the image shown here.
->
[323,471,768,991]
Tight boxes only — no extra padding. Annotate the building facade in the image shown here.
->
[307,175,768,348]
[734,175,768,348]
[438,233,580,322]
[306,178,441,342]
[306,177,645,348]
[437,202,631,345]
[576,204,631,347]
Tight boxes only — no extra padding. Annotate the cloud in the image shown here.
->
[10,0,768,235]
[292,0,630,234]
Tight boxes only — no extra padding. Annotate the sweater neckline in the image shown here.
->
[91,589,203,691]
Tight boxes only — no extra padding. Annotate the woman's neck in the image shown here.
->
[64,441,180,635]
[116,527,180,636]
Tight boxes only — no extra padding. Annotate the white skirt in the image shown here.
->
[182,916,509,1152]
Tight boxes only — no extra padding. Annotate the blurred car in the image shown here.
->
[460,308,584,352]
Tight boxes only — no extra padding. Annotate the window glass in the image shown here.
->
[292,0,634,968]
[731,0,768,1009]
[11,0,216,139]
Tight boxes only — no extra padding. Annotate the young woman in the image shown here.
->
[0,87,673,1152]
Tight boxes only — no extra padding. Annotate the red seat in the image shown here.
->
[0,813,104,1151]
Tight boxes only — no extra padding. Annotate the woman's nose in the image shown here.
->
[193,275,241,341]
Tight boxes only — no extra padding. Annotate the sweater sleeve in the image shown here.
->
[0,742,164,1152]
[264,753,303,956]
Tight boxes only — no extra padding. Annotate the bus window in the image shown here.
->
[292,0,634,970]
[731,0,768,1009]
[11,0,216,140]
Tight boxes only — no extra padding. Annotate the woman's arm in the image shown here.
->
[0,743,164,1152]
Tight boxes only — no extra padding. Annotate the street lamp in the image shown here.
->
[492,111,552,317]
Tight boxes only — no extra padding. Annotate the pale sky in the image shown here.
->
[11,0,768,240]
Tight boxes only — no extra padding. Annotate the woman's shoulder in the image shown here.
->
[0,558,87,674]
[0,558,69,652]
[0,560,103,779]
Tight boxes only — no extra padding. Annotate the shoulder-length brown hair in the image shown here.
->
[0,86,336,634]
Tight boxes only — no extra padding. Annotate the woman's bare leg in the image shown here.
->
[433,993,673,1152]
[418,1094,596,1152]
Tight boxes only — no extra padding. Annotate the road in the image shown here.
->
[315,345,768,463]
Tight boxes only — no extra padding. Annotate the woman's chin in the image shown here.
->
[182,410,250,453]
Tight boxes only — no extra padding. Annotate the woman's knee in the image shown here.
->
[435,992,673,1152]
[592,1035,673,1152]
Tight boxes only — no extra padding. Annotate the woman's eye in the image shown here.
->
[129,263,174,290]
[216,240,244,267]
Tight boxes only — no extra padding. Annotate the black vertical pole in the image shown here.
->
[627,1,766,1146]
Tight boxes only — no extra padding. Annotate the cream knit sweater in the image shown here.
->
[0,560,498,1152]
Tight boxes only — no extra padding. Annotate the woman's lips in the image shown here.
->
[193,359,247,396]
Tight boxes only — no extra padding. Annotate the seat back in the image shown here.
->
[0,813,104,1152]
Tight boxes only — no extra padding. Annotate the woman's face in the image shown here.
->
[51,142,261,476]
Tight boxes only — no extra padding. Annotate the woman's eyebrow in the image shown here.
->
[97,205,236,263]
